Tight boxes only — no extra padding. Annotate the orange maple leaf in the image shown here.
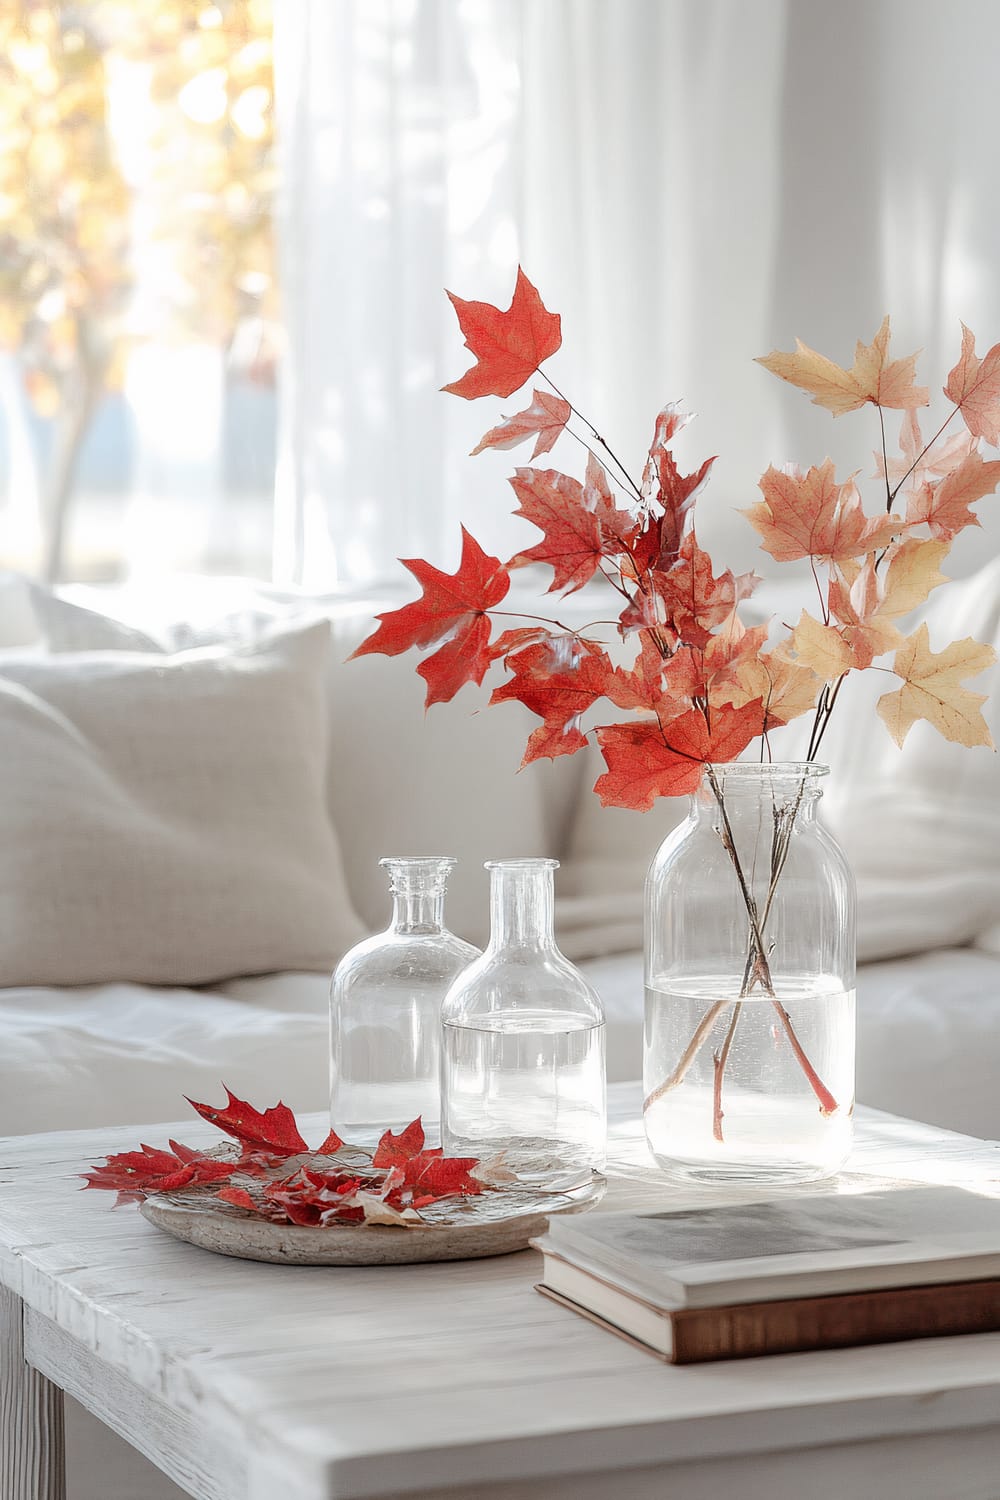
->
[351,527,510,706]
[905,449,1000,539]
[470,389,571,459]
[443,268,562,400]
[666,615,771,707]
[593,699,764,810]
[874,409,974,492]
[746,461,902,563]
[757,317,928,416]
[944,324,1000,445]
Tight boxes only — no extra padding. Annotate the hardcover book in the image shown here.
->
[533,1185,1000,1363]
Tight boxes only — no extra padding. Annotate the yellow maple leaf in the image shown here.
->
[877,537,950,618]
[757,317,928,416]
[732,649,821,728]
[877,625,996,747]
[789,611,853,681]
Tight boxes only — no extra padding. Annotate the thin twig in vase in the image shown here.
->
[643,771,840,1135]
[712,1001,743,1142]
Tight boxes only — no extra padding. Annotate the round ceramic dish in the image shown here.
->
[140,1173,605,1265]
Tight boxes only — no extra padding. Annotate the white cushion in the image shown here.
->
[819,555,1000,961]
[0,975,332,1136]
[0,623,365,988]
[555,742,685,959]
[26,579,585,948]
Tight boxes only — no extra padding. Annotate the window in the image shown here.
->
[0,0,276,583]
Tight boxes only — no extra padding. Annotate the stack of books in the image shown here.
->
[532,1184,1000,1363]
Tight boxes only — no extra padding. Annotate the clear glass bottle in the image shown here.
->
[441,858,606,1188]
[644,763,856,1186]
[330,856,479,1148]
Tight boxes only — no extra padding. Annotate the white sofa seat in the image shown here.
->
[3,947,998,1143]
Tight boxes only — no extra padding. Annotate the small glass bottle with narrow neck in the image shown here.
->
[440,859,606,1188]
[330,857,479,1148]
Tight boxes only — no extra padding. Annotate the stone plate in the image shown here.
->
[140,1173,606,1265]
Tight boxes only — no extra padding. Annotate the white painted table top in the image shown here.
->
[3,1084,1000,1500]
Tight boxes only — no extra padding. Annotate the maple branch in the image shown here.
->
[645,770,840,1128]
[712,1001,743,1142]
[888,405,962,504]
[489,608,594,638]
[808,671,847,759]
[809,555,828,623]
[878,404,892,513]
[643,999,728,1109]
[539,371,644,501]
[598,560,634,601]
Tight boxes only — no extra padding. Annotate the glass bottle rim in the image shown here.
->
[704,761,829,782]
[483,857,560,872]
[378,854,458,869]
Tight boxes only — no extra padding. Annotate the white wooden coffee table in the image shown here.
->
[3,1083,1000,1500]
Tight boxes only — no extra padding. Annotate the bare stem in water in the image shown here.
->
[643,770,840,1132]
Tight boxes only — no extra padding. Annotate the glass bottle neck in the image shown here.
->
[381,857,455,935]
[488,863,556,951]
[390,890,446,935]
[695,764,825,823]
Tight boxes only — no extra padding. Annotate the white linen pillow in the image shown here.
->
[555,742,684,960]
[0,622,366,987]
[557,558,1000,963]
[24,582,571,946]
[819,554,1000,961]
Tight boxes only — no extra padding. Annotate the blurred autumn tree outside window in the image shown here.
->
[0,0,277,582]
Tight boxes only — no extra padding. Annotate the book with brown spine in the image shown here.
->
[531,1184,1000,1363]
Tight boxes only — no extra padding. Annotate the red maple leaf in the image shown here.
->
[648,533,759,647]
[442,268,562,400]
[582,453,639,555]
[508,456,636,594]
[635,405,715,569]
[471,389,571,458]
[81,1142,235,1206]
[315,1128,345,1155]
[944,324,1000,445]
[372,1117,426,1167]
[603,632,674,713]
[351,528,511,706]
[216,1186,257,1212]
[507,467,604,593]
[491,639,614,763]
[405,1153,482,1203]
[185,1088,310,1154]
[594,699,764,810]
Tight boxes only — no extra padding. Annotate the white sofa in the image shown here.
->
[2,570,999,1500]
[2,571,999,1142]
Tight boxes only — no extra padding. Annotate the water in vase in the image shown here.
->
[643,975,855,1184]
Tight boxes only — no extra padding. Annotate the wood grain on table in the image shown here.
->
[2,1084,1000,1500]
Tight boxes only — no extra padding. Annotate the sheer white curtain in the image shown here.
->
[274,0,1000,590]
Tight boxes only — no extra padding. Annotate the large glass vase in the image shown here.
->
[644,763,856,1185]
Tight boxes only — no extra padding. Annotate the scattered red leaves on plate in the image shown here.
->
[82,1089,498,1228]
